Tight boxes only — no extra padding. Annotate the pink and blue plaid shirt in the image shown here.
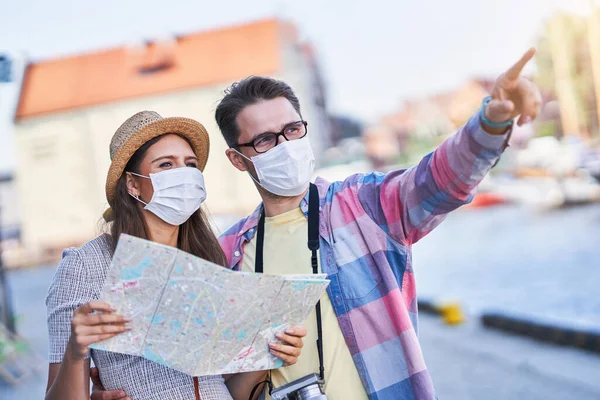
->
[219,112,510,399]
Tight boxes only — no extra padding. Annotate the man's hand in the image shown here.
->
[90,367,130,400]
[268,327,308,366]
[485,48,542,134]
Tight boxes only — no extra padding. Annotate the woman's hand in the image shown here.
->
[68,301,130,360]
[268,327,308,366]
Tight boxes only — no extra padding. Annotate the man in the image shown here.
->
[92,49,541,400]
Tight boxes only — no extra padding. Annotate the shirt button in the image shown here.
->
[249,228,254,234]
[234,251,241,257]
[336,296,342,305]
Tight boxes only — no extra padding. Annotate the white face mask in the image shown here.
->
[129,167,207,226]
[236,136,315,197]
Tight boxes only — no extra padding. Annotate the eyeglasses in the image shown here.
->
[235,120,308,154]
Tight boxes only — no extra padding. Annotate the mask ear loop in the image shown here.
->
[128,192,148,206]
[126,171,150,206]
[231,148,265,189]
[129,171,152,180]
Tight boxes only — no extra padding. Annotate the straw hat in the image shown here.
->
[105,111,210,208]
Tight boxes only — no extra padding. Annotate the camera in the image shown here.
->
[270,374,328,400]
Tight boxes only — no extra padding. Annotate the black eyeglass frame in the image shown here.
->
[233,120,308,154]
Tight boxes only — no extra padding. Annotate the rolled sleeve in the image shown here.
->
[357,111,512,246]
[468,110,512,151]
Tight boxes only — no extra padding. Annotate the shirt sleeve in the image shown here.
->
[357,111,511,245]
[46,247,97,363]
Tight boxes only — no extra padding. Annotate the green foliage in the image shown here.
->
[395,135,439,166]
[535,120,559,138]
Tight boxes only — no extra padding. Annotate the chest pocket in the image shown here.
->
[332,234,382,299]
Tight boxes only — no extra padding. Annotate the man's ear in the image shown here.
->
[125,172,141,197]
[226,148,250,172]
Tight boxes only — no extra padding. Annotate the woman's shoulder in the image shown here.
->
[62,233,112,259]
[47,235,114,312]
[56,234,113,280]
[68,233,112,256]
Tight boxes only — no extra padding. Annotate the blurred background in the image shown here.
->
[0,0,599,399]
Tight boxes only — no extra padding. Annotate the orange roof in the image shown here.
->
[17,19,287,119]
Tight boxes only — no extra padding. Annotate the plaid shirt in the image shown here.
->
[219,112,510,400]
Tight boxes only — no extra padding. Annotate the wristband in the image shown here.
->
[480,96,514,129]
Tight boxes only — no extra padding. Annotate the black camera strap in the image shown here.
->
[254,183,325,381]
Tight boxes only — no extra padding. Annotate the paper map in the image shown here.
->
[90,234,330,376]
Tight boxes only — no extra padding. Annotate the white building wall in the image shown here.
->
[14,44,328,254]
[15,84,262,252]
[16,113,99,251]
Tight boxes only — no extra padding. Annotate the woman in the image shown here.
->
[45,111,305,400]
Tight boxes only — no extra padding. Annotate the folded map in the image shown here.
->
[90,234,330,376]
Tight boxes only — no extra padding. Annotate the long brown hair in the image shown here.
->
[107,134,226,266]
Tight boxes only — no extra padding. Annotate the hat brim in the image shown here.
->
[105,117,210,206]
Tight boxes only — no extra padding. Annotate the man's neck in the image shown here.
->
[261,188,308,217]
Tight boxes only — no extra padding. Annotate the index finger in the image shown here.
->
[275,333,303,348]
[285,327,307,337]
[505,48,536,80]
[77,301,115,315]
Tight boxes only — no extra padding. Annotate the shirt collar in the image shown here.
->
[238,189,312,239]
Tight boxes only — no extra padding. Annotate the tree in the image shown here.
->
[535,11,599,138]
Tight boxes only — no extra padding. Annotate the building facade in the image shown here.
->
[363,79,493,165]
[14,19,330,257]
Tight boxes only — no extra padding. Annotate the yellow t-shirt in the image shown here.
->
[241,207,368,400]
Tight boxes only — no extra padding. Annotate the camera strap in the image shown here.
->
[255,183,325,381]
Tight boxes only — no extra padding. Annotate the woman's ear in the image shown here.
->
[125,172,140,197]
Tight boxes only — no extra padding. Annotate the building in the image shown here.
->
[14,19,330,258]
[329,115,363,146]
[0,173,28,268]
[364,79,493,164]
[1,53,27,173]
[0,52,27,256]
[0,173,20,242]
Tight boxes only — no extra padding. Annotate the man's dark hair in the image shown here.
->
[215,76,302,148]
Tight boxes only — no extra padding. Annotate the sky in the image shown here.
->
[0,0,597,172]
